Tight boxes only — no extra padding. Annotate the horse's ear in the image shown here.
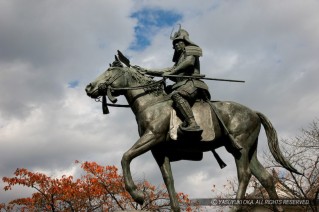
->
[115,55,120,61]
[117,50,131,67]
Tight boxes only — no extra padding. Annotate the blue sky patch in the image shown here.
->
[68,80,79,88]
[130,8,182,51]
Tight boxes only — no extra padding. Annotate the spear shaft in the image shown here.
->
[164,74,245,83]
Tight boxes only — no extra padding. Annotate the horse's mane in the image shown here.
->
[109,66,165,96]
[109,66,155,85]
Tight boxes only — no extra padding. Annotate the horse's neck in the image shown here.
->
[119,70,166,115]
[124,89,164,115]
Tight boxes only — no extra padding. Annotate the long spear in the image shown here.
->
[164,74,245,83]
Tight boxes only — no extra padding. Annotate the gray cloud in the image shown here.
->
[1,0,319,204]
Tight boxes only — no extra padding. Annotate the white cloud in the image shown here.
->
[1,0,319,204]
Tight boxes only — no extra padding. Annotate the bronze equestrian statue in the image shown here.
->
[85,28,300,212]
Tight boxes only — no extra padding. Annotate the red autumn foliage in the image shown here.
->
[1,161,195,211]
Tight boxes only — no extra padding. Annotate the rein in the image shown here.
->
[96,72,166,113]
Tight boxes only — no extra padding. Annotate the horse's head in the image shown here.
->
[85,66,127,102]
[86,62,161,114]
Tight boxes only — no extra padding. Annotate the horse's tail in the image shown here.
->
[256,112,302,175]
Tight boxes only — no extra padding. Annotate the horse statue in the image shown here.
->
[85,59,300,212]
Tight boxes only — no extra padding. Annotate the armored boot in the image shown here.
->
[172,93,203,133]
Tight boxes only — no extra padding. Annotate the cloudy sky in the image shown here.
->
[1,0,319,203]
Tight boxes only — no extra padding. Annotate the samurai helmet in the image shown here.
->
[170,24,198,46]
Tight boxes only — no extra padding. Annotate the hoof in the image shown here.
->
[170,207,181,212]
[132,190,145,205]
[228,206,242,212]
[274,205,284,212]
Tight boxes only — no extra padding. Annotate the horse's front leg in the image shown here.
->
[152,150,181,212]
[121,130,161,205]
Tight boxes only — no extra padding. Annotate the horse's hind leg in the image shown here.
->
[249,148,284,212]
[152,150,180,212]
[235,147,252,199]
[230,128,258,211]
[228,146,252,212]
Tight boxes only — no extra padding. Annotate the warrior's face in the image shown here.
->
[173,40,186,53]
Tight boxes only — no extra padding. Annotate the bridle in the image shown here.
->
[95,68,165,114]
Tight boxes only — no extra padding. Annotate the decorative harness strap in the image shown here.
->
[96,75,167,114]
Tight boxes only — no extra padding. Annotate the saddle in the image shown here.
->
[168,101,228,168]
[169,101,220,142]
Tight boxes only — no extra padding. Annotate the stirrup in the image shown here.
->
[177,125,203,140]
[179,124,203,133]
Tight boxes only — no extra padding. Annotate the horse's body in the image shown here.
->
[85,66,299,212]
